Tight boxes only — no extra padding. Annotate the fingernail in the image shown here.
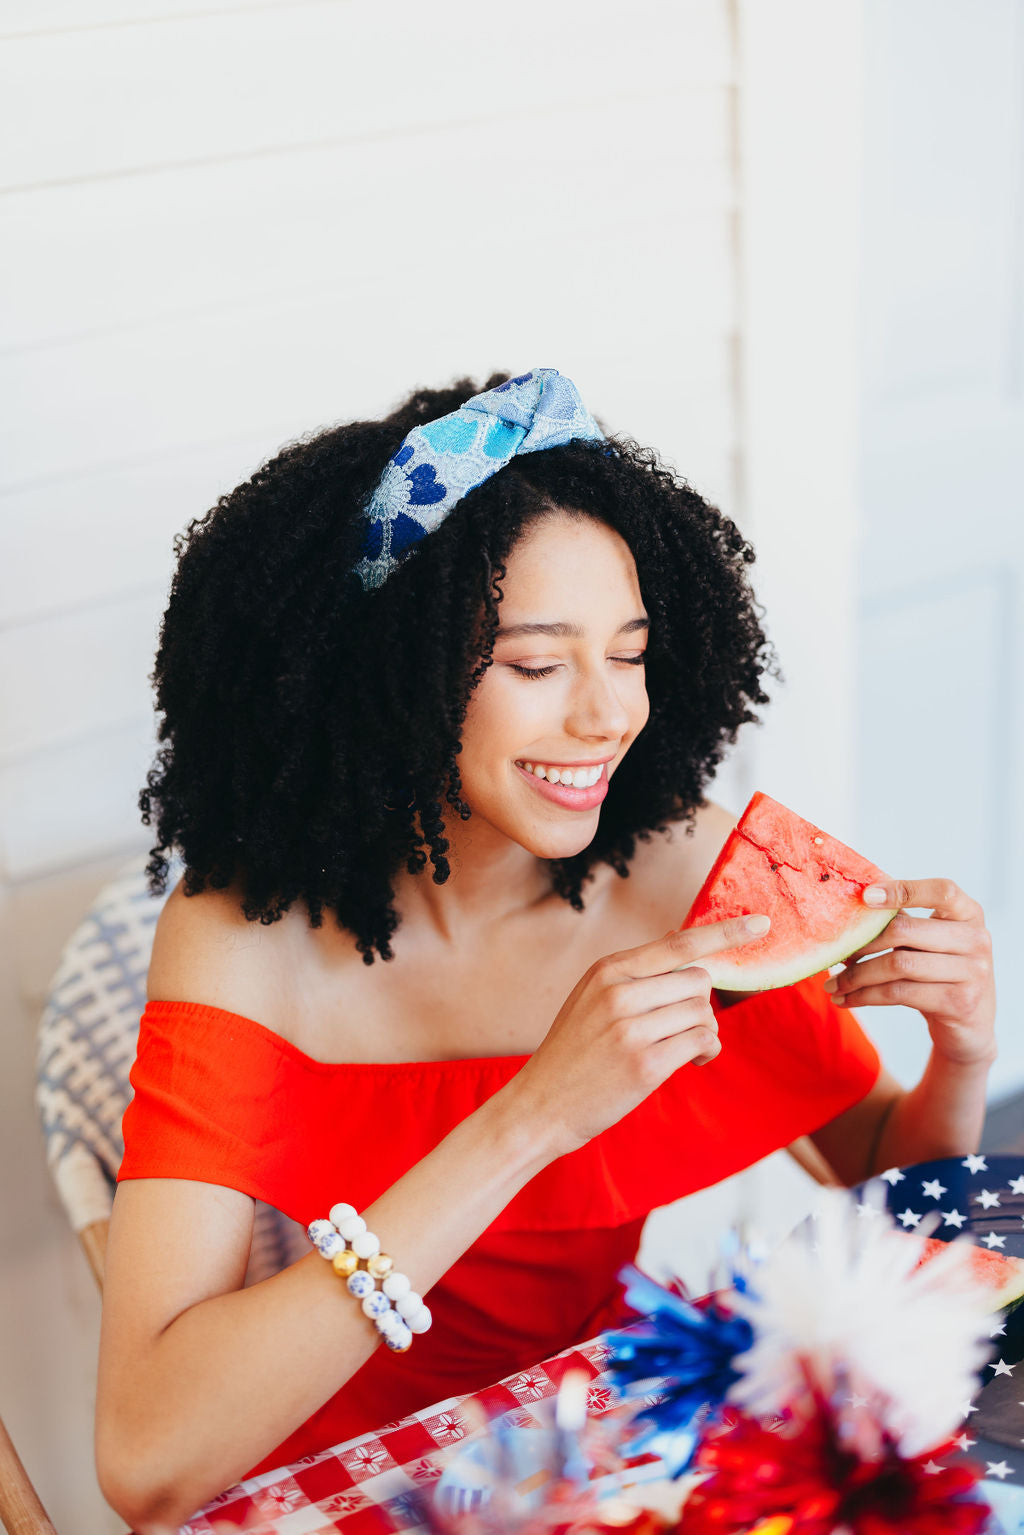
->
[823,977,837,993]
[864,885,888,906]
[745,914,771,935]
[833,994,848,1006]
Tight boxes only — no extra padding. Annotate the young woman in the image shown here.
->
[96,370,997,1530]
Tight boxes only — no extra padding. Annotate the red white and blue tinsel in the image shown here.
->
[603,1265,754,1477]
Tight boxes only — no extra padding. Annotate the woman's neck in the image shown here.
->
[390,814,557,945]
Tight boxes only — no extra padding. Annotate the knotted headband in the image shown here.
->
[354,368,605,589]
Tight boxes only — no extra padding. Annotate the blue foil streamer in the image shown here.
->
[602,1265,755,1477]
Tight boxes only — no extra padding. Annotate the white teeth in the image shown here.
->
[519,761,605,787]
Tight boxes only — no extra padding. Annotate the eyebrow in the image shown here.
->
[494,617,650,641]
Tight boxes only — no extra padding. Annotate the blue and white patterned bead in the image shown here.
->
[346,1269,375,1300]
[307,1219,335,1247]
[316,1230,347,1260]
[361,1290,392,1320]
[375,1306,403,1337]
[384,1320,414,1352]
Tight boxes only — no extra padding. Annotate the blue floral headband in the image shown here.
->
[354,368,605,589]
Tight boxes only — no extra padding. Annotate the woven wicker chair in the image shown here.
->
[35,854,308,1292]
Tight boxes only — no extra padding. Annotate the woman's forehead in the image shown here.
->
[499,512,643,615]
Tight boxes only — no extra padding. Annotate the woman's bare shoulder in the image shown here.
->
[147,876,291,1022]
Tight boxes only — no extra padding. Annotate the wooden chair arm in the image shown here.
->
[0,1414,57,1535]
[77,1219,109,1291]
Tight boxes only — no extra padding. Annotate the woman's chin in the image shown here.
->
[515,817,601,862]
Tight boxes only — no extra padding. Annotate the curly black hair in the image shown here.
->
[140,372,780,963]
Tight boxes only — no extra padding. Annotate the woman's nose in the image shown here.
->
[564,667,632,741]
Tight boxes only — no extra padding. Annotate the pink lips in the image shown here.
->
[514,761,610,811]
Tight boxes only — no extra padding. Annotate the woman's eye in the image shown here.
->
[509,663,559,679]
[508,655,646,678]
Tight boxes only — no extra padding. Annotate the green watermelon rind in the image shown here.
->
[698,905,898,992]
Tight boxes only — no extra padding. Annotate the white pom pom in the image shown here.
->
[329,1202,357,1227]
[396,1290,423,1321]
[727,1185,993,1458]
[382,1271,411,1301]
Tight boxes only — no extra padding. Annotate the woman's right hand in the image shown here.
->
[512,915,771,1154]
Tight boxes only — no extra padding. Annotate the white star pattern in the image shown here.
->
[922,1460,943,1475]
[921,1178,947,1199]
[962,1154,988,1174]
[975,1188,1001,1209]
[960,1401,979,1417]
[989,1321,1007,1338]
[425,1411,468,1440]
[897,1208,922,1228]
[506,1373,548,1403]
[942,1209,967,1228]
[982,1230,1007,1249]
[990,1358,1015,1378]
[986,1461,1013,1480]
[856,1201,882,1219]
[954,1433,976,1451]
[1009,1175,1024,1194]
[847,1393,869,1408]
[880,1167,906,1185]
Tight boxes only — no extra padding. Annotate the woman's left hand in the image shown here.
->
[824,878,997,1067]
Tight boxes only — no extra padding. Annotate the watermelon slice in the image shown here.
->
[681,791,899,991]
[914,1235,1024,1314]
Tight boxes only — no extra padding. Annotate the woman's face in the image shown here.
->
[456,510,651,861]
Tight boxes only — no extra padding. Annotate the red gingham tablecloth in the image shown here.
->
[180,1335,634,1535]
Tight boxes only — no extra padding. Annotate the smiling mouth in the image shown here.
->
[512,759,611,811]
[514,759,608,789]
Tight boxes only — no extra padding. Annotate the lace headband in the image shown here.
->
[354,368,605,589]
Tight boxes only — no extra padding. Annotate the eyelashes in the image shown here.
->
[509,656,647,680]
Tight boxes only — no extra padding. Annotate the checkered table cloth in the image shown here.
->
[181,1335,628,1535]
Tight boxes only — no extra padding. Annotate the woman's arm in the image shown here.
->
[809,877,996,1184]
[98,912,764,1530]
[96,1082,554,1531]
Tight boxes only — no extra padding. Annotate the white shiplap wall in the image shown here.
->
[1,4,751,1527]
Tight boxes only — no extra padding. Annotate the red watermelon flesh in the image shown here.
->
[915,1235,1024,1313]
[681,791,899,991]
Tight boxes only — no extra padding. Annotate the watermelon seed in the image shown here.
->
[770,862,779,873]
[820,872,830,881]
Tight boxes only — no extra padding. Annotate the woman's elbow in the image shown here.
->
[96,1428,199,1535]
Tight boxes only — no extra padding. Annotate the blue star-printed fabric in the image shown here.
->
[354,368,605,589]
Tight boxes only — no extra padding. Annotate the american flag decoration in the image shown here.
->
[867,1154,1024,1486]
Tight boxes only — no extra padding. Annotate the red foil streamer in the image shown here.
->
[679,1409,988,1535]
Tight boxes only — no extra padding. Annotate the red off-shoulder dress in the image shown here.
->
[117,976,879,1478]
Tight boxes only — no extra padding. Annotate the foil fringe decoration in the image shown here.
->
[679,1402,990,1535]
[603,1265,755,1477]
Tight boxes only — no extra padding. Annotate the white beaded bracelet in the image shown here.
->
[307,1204,432,1353]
